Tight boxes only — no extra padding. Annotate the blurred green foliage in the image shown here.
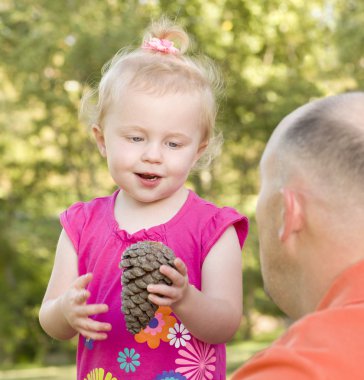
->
[0,0,363,366]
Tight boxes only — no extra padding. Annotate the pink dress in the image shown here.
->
[60,189,248,380]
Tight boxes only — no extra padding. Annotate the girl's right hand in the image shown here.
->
[60,273,112,341]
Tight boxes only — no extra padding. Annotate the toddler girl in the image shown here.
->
[39,18,248,380]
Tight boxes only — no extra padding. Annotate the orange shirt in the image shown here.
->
[232,260,364,380]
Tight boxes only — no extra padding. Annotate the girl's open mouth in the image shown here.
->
[137,173,161,181]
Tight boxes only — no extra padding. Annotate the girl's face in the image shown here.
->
[93,89,207,204]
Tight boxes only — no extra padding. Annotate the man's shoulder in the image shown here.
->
[232,305,364,380]
[233,307,364,379]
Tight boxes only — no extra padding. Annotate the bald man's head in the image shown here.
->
[257,92,364,319]
[268,92,364,208]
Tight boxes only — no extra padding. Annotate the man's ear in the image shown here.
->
[92,124,106,157]
[279,188,304,242]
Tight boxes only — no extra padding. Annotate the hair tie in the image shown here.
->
[142,37,179,54]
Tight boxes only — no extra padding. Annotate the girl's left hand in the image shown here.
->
[147,258,189,307]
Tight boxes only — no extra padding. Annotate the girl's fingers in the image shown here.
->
[74,273,93,290]
[147,283,182,307]
[149,259,188,305]
[63,273,112,340]
[79,328,108,341]
[82,303,109,316]
[159,265,186,287]
[148,293,172,307]
[147,283,172,297]
[76,289,90,304]
[72,274,93,304]
[83,318,112,333]
[174,258,187,276]
[76,318,112,341]
[160,259,187,275]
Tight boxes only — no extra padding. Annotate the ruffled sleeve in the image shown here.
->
[60,202,87,254]
[201,207,249,261]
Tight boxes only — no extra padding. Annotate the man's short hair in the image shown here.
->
[279,92,364,195]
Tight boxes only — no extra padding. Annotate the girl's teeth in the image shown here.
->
[140,174,158,180]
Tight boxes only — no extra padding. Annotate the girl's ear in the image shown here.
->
[198,140,208,154]
[193,140,208,164]
[92,124,106,157]
[279,188,304,242]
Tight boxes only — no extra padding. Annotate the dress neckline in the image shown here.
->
[108,189,195,241]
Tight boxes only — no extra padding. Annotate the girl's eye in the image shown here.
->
[128,136,144,142]
[167,141,182,149]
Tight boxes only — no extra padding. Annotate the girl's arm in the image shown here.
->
[147,225,243,344]
[39,229,111,341]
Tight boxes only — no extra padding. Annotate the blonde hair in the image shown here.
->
[80,18,223,169]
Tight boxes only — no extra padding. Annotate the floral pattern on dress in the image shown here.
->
[154,370,187,380]
[84,337,94,350]
[117,347,140,373]
[83,368,117,380]
[175,337,216,379]
[135,306,177,349]
[167,323,191,348]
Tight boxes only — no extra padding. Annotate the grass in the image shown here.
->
[0,365,76,380]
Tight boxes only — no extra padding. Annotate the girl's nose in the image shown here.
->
[141,142,163,163]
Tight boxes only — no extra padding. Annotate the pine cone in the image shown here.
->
[120,241,176,334]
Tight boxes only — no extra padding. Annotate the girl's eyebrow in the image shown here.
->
[119,125,192,142]
[167,132,192,141]
[118,125,145,132]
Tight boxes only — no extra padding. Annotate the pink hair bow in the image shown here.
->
[142,37,179,54]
